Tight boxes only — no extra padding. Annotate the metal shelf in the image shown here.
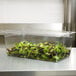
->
[0,48,76,72]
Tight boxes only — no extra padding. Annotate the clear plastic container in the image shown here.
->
[4,29,73,62]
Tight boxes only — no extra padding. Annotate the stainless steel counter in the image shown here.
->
[0,48,76,72]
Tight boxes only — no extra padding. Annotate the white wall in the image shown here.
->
[0,0,63,32]
[0,0,64,23]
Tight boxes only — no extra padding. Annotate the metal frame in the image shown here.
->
[70,0,76,46]
[63,0,76,46]
[70,0,76,31]
[63,0,70,31]
[63,0,76,31]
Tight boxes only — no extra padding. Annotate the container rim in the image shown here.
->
[0,30,76,37]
